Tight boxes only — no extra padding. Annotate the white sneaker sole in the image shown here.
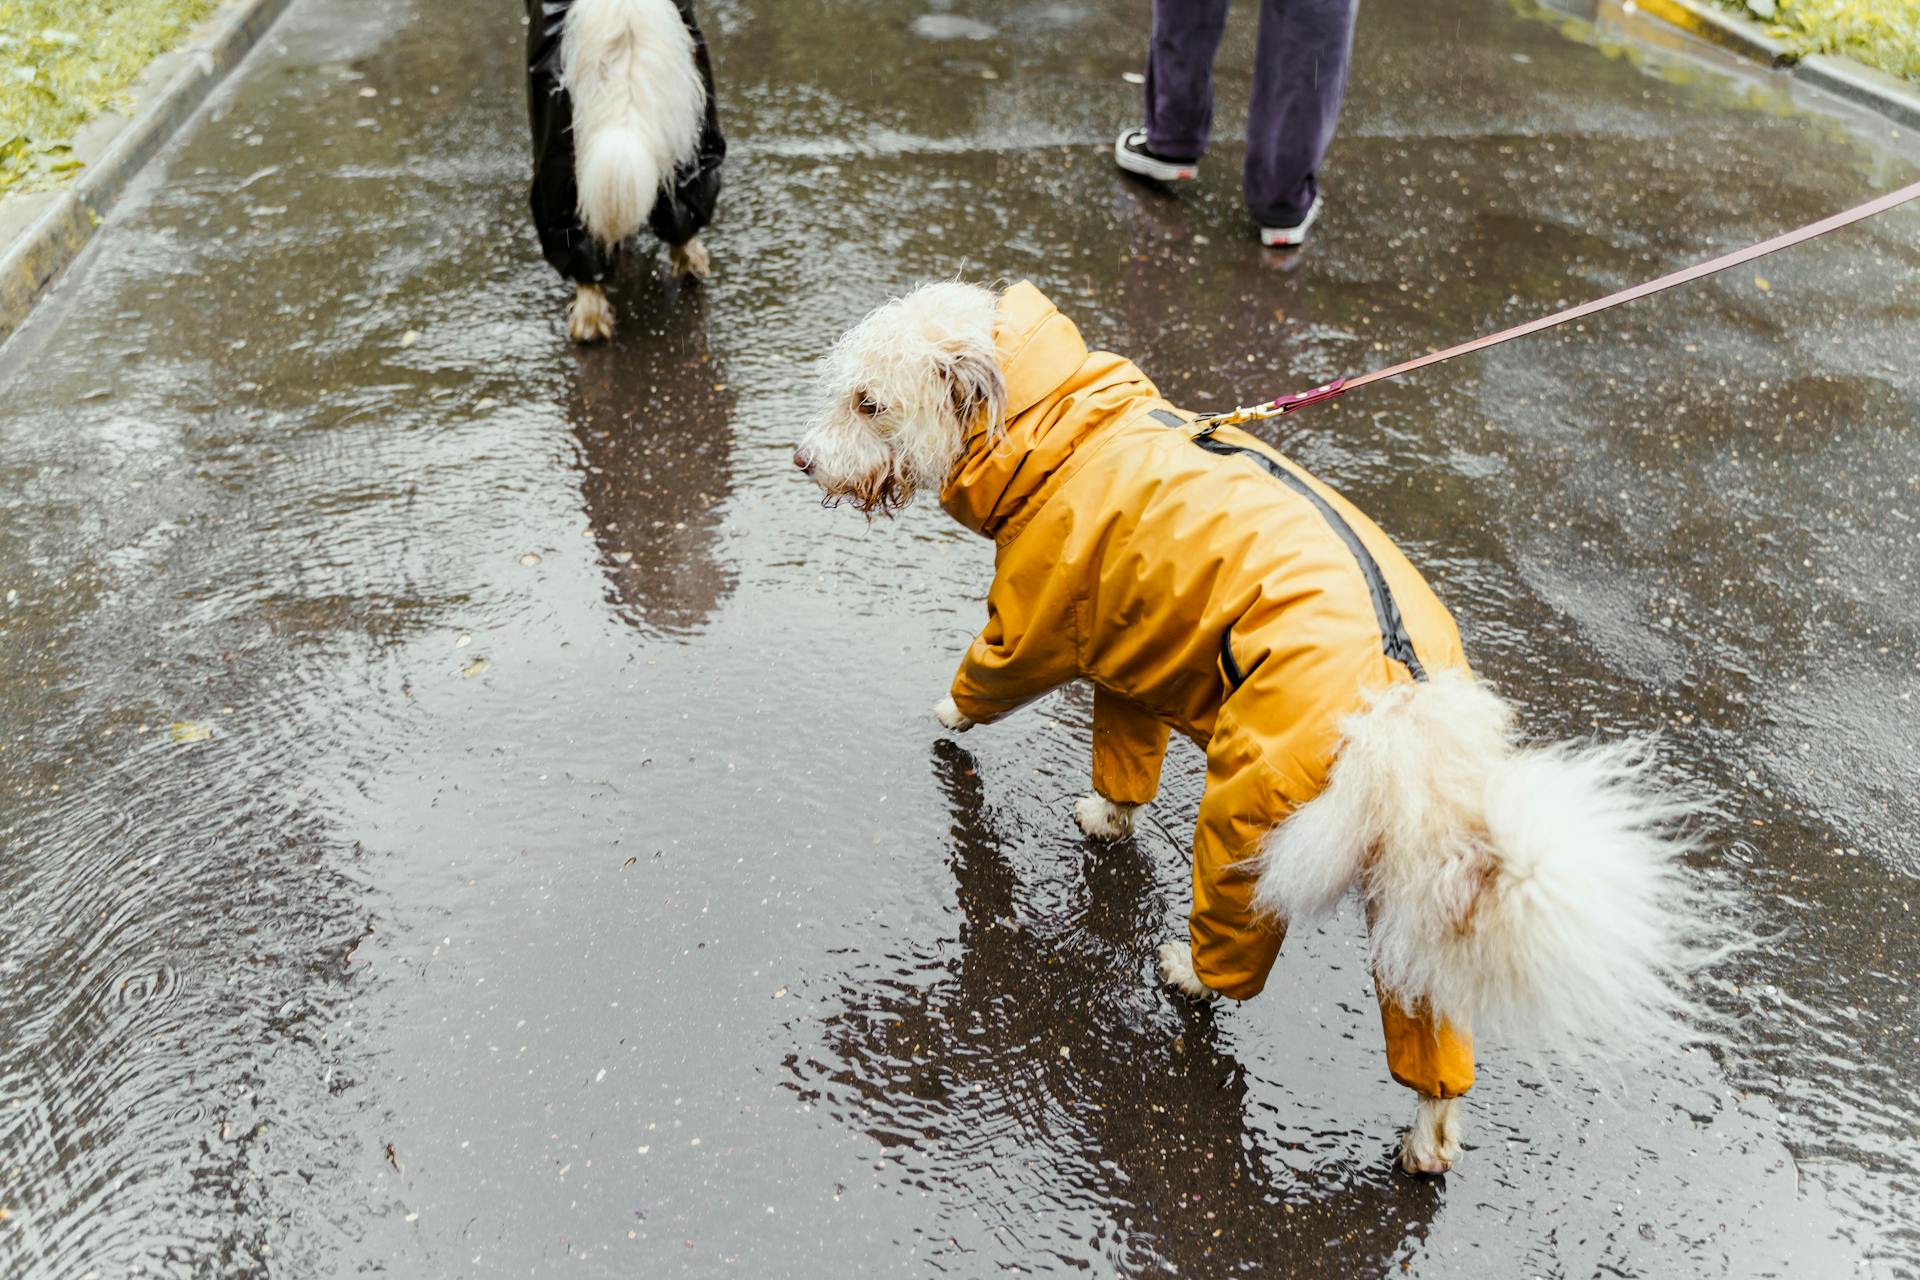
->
[1260,194,1324,247]
[1114,130,1198,183]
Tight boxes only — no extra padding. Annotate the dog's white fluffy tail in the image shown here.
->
[562,0,705,247]
[1250,671,1719,1050]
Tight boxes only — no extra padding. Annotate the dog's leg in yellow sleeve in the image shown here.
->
[1078,687,1171,840]
[942,561,1081,730]
[1378,989,1475,1174]
[1158,750,1287,1001]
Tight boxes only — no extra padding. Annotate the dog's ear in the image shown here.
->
[937,338,1005,440]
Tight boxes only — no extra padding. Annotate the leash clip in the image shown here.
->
[1190,375,1348,439]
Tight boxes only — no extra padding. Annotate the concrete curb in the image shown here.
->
[1798,53,1920,132]
[1623,0,1920,130]
[0,0,299,347]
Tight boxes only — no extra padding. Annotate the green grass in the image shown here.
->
[1715,0,1920,85]
[1,0,218,194]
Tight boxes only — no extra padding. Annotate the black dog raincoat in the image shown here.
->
[524,0,726,284]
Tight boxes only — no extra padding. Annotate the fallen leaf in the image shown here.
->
[461,658,489,678]
[623,856,637,868]
[169,721,212,743]
[1754,276,1771,292]
[519,552,542,566]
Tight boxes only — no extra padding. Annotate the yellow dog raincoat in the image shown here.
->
[940,282,1474,1099]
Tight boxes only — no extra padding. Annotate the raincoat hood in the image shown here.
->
[938,282,1160,545]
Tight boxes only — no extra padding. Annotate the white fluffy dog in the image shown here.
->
[796,281,1722,1175]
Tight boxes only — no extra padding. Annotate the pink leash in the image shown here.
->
[1193,178,1920,429]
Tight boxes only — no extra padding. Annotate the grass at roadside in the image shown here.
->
[1,0,219,194]
[1712,0,1920,85]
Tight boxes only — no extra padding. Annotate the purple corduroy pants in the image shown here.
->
[1143,0,1359,226]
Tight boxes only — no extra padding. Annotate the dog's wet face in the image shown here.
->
[793,362,918,516]
[795,282,1004,517]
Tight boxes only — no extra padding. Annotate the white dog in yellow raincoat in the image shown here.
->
[795,280,1721,1174]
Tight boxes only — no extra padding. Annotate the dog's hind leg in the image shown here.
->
[1156,942,1219,1000]
[568,283,615,343]
[1398,1096,1464,1175]
[669,236,709,281]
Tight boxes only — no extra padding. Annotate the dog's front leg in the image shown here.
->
[1082,688,1168,841]
[933,695,975,732]
[1075,793,1140,840]
[1398,1096,1465,1175]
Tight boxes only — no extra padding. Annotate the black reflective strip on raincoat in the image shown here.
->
[526,0,727,284]
[1191,435,1428,684]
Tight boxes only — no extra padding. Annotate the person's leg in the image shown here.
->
[1243,0,1358,229]
[1143,0,1232,161]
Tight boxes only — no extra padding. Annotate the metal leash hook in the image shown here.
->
[1191,376,1347,438]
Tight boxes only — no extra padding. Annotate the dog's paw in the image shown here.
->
[934,696,974,733]
[1398,1096,1464,1175]
[1075,793,1138,841]
[669,236,710,281]
[568,284,615,343]
[1156,941,1218,1000]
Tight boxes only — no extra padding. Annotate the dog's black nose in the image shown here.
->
[793,448,815,475]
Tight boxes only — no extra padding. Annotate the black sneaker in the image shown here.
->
[1114,128,1199,182]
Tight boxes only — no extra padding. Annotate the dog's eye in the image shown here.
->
[856,393,885,417]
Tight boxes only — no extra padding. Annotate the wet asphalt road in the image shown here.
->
[3,0,1919,1274]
